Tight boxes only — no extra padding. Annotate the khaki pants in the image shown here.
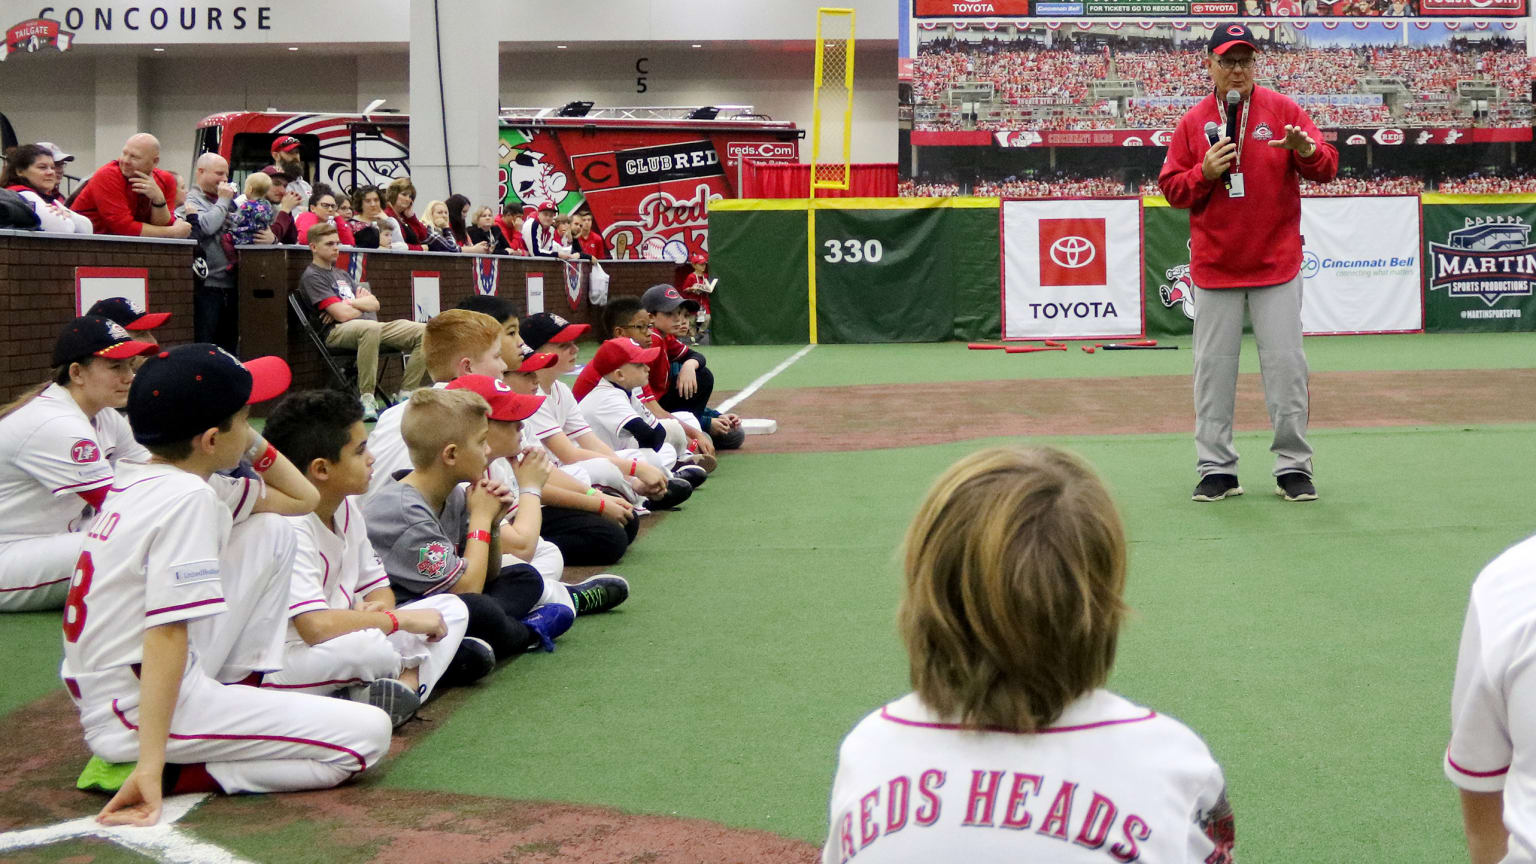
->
[325,318,428,397]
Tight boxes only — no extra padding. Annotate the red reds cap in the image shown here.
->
[51,316,158,366]
[128,345,291,444]
[590,338,661,377]
[1208,23,1257,56]
[537,200,558,212]
[640,283,699,314]
[516,351,560,373]
[86,296,171,331]
[519,312,591,350]
[446,374,545,422]
[271,135,303,154]
[689,252,708,265]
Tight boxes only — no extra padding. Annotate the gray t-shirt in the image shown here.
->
[362,470,470,601]
[299,263,374,333]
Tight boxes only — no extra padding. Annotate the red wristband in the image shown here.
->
[466,529,492,545]
[629,459,638,477]
[384,611,399,635]
[252,443,278,473]
[598,498,606,515]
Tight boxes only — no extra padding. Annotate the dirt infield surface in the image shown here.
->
[732,369,1536,454]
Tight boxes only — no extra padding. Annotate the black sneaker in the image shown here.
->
[567,575,630,615]
[675,464,708,488]
[441,636,495,687]
[1192,474,1243,502]
[1275,472,1318,502]
[650,477,693,510]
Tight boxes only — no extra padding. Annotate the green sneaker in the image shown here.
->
[76,755,135,793]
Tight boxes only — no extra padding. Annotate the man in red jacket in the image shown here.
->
[71,133,192,239]
[1157,23,1337,504]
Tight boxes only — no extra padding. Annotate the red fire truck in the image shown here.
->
[193,104,800,259]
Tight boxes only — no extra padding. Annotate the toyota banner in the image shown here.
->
[1002,198,1145,340]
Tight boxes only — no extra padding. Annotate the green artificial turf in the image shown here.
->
[694,332,1536,390]
[382,422,1536,863]
[2,612,67,719]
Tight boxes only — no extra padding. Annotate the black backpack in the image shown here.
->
[0,187,41,229]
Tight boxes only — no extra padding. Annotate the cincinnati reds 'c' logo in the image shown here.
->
[70,439,100,463]
[1049,235,1097,269]
[1227,24,1244,35]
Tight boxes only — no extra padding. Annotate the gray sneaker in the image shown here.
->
[365,678,421,728]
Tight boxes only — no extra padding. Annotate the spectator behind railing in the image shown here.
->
[350,184,389,249]
[69,133,191,239]
[179,152,240,351]
[574,210,608,259]
[468,205,512,255]
[295,184,356,248]
[445,194,489,254]
[383,177,429,250]
[226,172,275,247]
[421,199,460,253]
[2,143,93,233]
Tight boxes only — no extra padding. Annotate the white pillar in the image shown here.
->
[409,0,500,208]
[93,57,146,168]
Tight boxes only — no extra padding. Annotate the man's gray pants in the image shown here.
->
[1192,272,1312,479]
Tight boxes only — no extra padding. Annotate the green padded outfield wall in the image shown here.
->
[1142,203,1196,338]
[709,206,809,345]
[708,199,1000,345]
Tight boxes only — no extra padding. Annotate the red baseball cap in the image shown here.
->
[589,338,661,377]
[515,351,559,373]
[689,252,708,264]
[537,200,558,212]
[446,374,545,422]
[1208,23,1257,56]
[271,135,302,154]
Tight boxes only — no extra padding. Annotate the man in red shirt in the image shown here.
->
[70,133,191,239]
[1158,24,1336,504]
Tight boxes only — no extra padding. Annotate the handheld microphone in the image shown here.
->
[1204,121,1221,147]
[1225,90,1241,145]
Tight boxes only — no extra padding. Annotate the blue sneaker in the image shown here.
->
[521,604,575,652]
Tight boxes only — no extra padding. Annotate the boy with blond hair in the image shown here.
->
[365,308,639,567]
[260,389,494,728]
[822,447,1234,863]
[362,387,571,661]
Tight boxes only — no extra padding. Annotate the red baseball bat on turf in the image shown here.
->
[967,343,1005,350]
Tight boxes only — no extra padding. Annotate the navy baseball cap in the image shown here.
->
[129,345,291,444]
[87,296,171,331]
[52,316,158,367]
[641,283,699,314]
[520,312,591,350]
[1209,23,1257,55]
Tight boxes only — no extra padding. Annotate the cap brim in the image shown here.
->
[550,323,591,343]
[126,311,171,330]
[243,355,292,404]
[502,394,545,422]
[1213,40,1256,55]
[516,352,559,373]
[97,340,160,360]
[632,346,662,364]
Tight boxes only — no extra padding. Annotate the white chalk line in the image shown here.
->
[0,792,255,863]
[718,344,816,414]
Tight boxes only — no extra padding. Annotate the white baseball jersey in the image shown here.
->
[0,385,148,542]
[578,379,658,453]
[1446,534,1536,863]
[823,690,1233,864]
[284,496,393,636]
[529,381,592,447]
[60,461,263,676]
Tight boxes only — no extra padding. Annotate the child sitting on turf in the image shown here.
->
[640,285,744,452]
[574,338,707,501]
[361,387,573,661]
[599,297,731,464]
[64,346,392,824]
[821,446,1235,864]
[444,374,629,618]
[259,389,494,728]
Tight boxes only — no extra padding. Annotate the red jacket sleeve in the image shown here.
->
[272,211,298,244]
[1157,119,1217,211]
[78,165,147,236]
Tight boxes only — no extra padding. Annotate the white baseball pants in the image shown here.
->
[0,531,82,612]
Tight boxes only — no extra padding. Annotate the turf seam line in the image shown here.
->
[718,344,816,414]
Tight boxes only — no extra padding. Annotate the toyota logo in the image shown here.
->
[1049,235,1097,269]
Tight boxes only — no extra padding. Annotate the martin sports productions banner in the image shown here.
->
[1002,198,1144,340]
[1422,197,1536,331]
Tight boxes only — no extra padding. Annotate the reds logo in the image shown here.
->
[1150,130,1173,147]
[1252,123,1274,142]
[1373,128,1405,146]
[417,541,452,578]
[1226,24,1244,35]
[70,439,100,464]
